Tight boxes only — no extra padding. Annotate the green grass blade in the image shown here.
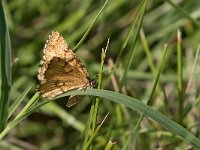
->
[83,40,109,149]
[114,1,147,144]
[92,40,109,129]
[140,29,156,75]
[147,44,168,106]
[56,0,93,32]
[1,88,200,148]
[105,0,146,88]
[83,113,108,150]
[183,44,200,117]
[105,141,116,150]
[119,0,147,90]
[177,29,184,124]
[57,89,200,149]
[73,0,109,52]
[0,93,41,140]
[123,44,168,150]
[0,1,12,132]
[165,0,200,27]
[8,82,34,118]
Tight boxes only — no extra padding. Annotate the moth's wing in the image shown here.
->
[43,31,74,62]
[37,31,91,99]
[37,57,90,99]
[38,31,75,82]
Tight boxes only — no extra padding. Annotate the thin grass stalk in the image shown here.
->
[83,40,108,149]
[186,44,200,93]
[183,44,200,117]
[105,141,116,150]
[140,29,156,74]
[73,0,109,52]
[140,28,166,107]
[119,0,147,90]
[83,113,108,150]
[177,29,184,124]
[91,40,109,131]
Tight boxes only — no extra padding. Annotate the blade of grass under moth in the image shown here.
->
[1,88,200,148]
[57,89,200,149]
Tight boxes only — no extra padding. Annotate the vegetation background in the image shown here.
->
[0,0,200,149]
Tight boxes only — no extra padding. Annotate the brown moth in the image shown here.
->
[37,31,92,107]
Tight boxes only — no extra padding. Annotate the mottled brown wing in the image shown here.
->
[37,31,90,99]
[37,57,90,98]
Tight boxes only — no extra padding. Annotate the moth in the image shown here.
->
[37,31,93,107]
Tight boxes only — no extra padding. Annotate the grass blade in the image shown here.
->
[0,93,41,140]
[73,0,109,52]
[58,89,200,149]
[8,83,34,118]
[177,29,184,124]
[119,0,147,90]
[0,1,12,132]
[105,0,146,88]
[165,0,200,27]
[123,44,168,150]
[83,39,109,149]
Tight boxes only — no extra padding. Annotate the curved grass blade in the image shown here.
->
[1,89,200,148]
[57,89,200,149]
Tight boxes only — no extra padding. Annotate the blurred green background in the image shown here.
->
[1,0,200,149]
